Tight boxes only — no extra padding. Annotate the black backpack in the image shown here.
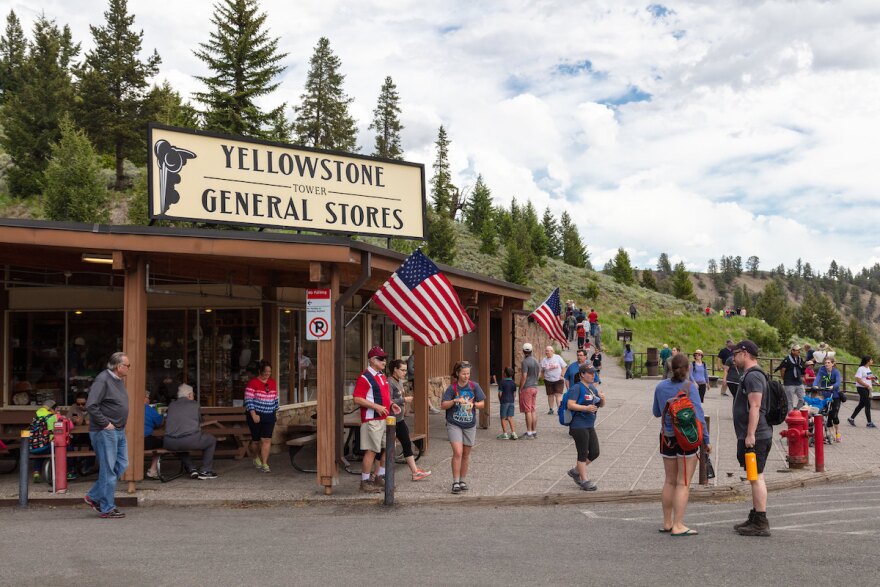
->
[745,367,788,426]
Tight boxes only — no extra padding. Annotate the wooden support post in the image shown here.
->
[501,300,513,384]
[478,296,491,429]
[450,336,463,366]
[414,342,429,454]
[122,256,147,491]
[0,283,7,407]
[317,266,339,494]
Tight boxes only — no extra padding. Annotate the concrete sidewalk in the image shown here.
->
[2,353,879,506]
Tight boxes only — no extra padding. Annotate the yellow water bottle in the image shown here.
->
[745,451,758,481]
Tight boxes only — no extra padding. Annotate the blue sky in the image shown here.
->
[8,0,880,272]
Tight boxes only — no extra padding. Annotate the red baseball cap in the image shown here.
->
[367,346,387,359]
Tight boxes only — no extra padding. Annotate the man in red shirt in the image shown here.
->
[353,346,391,493]
[588,308,599,338]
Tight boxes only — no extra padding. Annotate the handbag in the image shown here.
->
[838,390,847,403]
[705,455,716,480]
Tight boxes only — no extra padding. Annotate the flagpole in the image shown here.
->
[344,296,373,328]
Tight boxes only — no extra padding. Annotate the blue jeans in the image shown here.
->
[87,429,128,514]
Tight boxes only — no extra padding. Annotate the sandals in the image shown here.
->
[458,481,469,491]
[671,528,699,536]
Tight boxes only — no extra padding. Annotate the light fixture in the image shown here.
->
[74,310,83,315]
[204,308,213,313]
[82,253,113,265]
[284,308,292,314]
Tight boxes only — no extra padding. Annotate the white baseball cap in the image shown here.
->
[522,343,533,352]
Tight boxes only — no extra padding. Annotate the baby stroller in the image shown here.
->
[803,389,834,446]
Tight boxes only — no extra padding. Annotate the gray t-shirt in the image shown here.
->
[733,368,772,440]
[164,398,201,438]
[521,355,540,388]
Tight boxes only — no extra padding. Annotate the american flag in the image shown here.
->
[373,249,475,347]
[530,288,569,349]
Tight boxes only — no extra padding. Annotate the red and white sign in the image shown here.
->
[306,289,332,341]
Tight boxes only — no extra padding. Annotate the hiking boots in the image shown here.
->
[733,509,755,531]
[359,480,382,493]
[736,511,770,536]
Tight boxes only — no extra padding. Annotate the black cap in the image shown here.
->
[734,339,758,356]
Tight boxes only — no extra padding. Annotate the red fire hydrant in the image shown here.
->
[780,409,809,469]
[52,415,70,494]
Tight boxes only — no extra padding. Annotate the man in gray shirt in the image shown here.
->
[84,352,130,519]
[519,343,541,439]
[164,384,217,480]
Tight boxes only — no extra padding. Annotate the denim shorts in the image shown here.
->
[499,402,515,418]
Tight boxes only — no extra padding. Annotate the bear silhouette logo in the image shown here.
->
[155,139,196,214]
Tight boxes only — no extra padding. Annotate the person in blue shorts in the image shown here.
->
[497,367,518,440]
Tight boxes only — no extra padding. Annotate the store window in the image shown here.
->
[194,308,261,407]
[279,309,317,405]
[370,314,398,359]
[344,311,363,394]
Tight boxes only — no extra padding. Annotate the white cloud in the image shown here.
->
[9,0,880,271]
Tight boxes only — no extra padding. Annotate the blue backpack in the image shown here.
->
[558,384,583,426]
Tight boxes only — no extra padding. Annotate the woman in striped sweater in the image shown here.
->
[245,360,279,473]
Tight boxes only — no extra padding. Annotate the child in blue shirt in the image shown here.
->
[497,367,518,440]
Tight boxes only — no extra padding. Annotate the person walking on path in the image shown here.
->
[659,344,672,378]
[775,343,806,410]
[624,344,634,379]
[588,308,599,338]
[849,356,877,428]
[653,353,711,536]
[540,346,567,415]
[353,346,391,493]
[689,350,710,402]
[629,302,637,320]
[564,350,588,389]
[720,343,741,398]
[441,361,486,494]
[576,320,587,350]
[591,350,603,384]
[565,364,604,491]
[717,340,734,374]
[813,358,843,442]
[519,343,541,439]
[84,352,130,519]
[388,359,432,481]
[731,339,773,536]
[497,367,518,440]
[245,360,279,474]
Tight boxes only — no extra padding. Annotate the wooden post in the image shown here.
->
[316,266,339,494]
[450,336,463,366]
[122,256,147,491]
[501,300,513,382]
[414,342,429,453]
[699,415,711,485]
[478,296,491,429]
[0,284,7,407]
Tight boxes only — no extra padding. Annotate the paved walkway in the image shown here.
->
[3,352,879,505]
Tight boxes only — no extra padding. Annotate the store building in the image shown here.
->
[0,218,530,494]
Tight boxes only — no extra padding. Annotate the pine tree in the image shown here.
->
[707,258,717,275]
[733,284,750,309]
[143,81,201,128]
[294,36,358,151]
[755,280,789,327]
[867,294,877,321]
[803,262,814,280]
[369,75,403,159]
[733,255,743,276]
[671,262,697,301]
[609,248,635,285]
[541,207,561,258]
[747,255,760,277]
[495,205,513,243]
[478,216,497,255]
[845,317,876,358]
[657,253,672,274]
[0,16,78,198]
[424,209,455,264]
[429,125,454,216]
[266,108,291,142]
[76,0,160,188]
[463,175,493,233]
[813,293,844,345]
[503,237,528,285]
[641,268,658,291]
[44,116,109,222]
[560,211,588,268]
[523,200,547,261]
[0,10,26,102]
[194,0,287,140]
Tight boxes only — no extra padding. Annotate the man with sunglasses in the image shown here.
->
[353,346,392,493]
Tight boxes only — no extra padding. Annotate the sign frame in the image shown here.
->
[306,288,332,341]
[147,123,427,240]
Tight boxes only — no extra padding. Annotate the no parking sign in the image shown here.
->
[306,289,332,340]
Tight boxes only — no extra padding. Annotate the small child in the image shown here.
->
[592,351,603,384]
[497,367,518,440]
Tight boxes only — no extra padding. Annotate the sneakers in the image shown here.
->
[847,418,856,427]
[84,494,100,513]
[66,472,78,481]
[733,509,755,531]
[496,433,510,440]
[412,470,432,482]
[736,512,770,536]
[509,432,518,440]
[261,464,271,473]
[579,479,598,491]
[253,457,263,469]
[197,470,218,480]
[100,509,125,519]
[189,470,200,479]
[32,471,41,483]
[835,434,842,443]
[547,409,554,415]
[868,422,877,428]
[567,468,580,484]
[145,470,160,480]
[372,474,385,487]
[360,480,382,493]
[526,432,537,440]
[451,482,462,494]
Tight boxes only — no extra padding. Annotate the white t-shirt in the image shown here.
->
[856,366,873,390]
[540,355,567,382]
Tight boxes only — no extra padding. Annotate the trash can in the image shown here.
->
[646,347,659,377]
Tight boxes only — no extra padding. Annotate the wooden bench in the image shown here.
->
[286,432,318,473]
